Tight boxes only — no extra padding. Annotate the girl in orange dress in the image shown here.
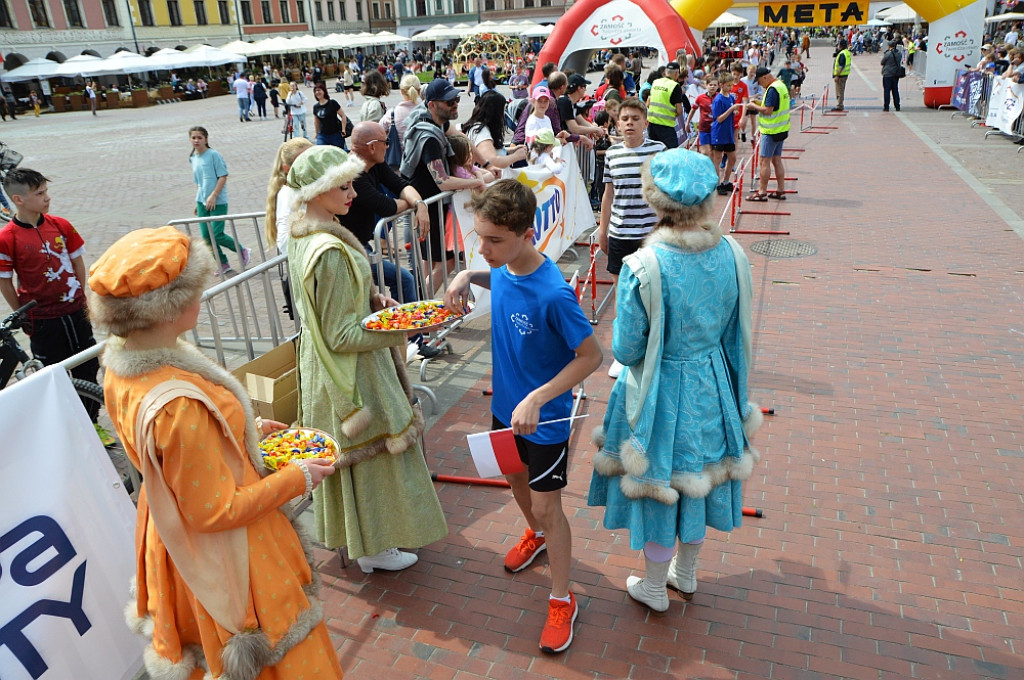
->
[89,226,342,680]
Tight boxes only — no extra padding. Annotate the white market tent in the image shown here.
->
[52,54,105,77]
[876,3,920,23]
[412,24,453,41]
[709,11,749,29]
[985,12,1024,23]
[89,50,159,75]
[180,45,247,68]
[218,40,266,57]
[866,18,893,27]
[0,57,60,82]
[521,24,554,38]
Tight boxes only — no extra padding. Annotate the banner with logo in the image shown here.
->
[985,77,1024,134]
[759,1,867,27]
[452,143,595,318]
[0,367,144,680]
[924,1,986,92]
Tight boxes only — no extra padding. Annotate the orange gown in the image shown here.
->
[103,339,343,680]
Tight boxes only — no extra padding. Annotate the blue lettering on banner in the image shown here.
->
[1,515,92,679]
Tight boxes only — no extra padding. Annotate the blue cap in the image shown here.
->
[424,78,459,102]
[647,149,719,206]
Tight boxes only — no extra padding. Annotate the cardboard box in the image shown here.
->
[233,341,298,424]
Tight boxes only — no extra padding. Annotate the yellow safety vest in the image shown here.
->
[758,79,791,136]
[648,77,679,127]
[833,48,852,77]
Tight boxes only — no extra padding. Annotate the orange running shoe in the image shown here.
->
[539,592,578,654]
[504,528,546,573]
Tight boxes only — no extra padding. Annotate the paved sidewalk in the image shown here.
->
[4,57,1022,679]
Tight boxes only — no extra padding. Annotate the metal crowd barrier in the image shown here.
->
[370,190,470,384]
[167,211,297,362]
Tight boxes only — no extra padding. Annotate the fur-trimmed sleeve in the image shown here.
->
[154,398,307,532]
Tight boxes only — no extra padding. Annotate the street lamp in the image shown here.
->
[234,0,244,39]
[124,0,141,52]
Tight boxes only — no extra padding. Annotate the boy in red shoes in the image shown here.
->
[445,180,602,654]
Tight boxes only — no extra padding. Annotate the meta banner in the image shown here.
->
[759,1,868,26]
[0,368,143,680]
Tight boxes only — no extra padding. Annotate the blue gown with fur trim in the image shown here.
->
[588,233,759,549]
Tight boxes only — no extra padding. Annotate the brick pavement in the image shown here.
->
[3,55,1022,679]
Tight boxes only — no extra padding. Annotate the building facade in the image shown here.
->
[394,0,477,38]
[477,0,563,23]
[0,0,382,65]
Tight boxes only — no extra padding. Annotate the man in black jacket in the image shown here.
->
[880,41,902,112]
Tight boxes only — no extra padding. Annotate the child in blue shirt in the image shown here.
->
[710,72,744,195]
[445,179,602,655]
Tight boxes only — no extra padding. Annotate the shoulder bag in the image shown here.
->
[385,110,403,168]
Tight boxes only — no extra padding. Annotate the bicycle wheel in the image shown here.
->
[72,377,139,502]
[283,117,293,142]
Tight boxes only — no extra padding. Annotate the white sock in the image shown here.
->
[549,593,571,603]
[534,531,544,538]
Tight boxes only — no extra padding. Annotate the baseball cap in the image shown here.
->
[666,61,681,71]
[424,78,459,102]
[531,84,552,100]
[754,66,772,79]
[567,73,591,89]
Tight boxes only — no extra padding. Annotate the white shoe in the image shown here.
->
[666,542,702,600]
[406,342,420,363]
[357,548,418,574]
[626,555,671,613]
[608,359,624,378]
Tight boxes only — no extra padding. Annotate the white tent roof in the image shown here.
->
[219,40,262,56]
[865,18,892,27]
[521,24,553,38]
[88,51,156,75]
[177,45,247,67]
[709,11,749,28]
[876,3,919,22]
[0,57,60,82]
[985,12,1024,24]
[52,54,105,77]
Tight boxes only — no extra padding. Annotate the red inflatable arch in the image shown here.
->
[532,0,701,85]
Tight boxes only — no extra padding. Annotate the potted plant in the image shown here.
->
[207,80,226,96]
[157,84,174,99]
[68,91,85,110]
[106,91,120,108]
[52,95,67,112]
[130,88,149,107]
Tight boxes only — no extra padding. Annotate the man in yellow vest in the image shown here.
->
[832,39,852,111]
[745,67,790,201]
[646,62,687,148]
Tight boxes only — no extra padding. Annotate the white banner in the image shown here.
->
[985,77,1024,134]
[452,143,596,317]
[924,1,986,90]
[0,367,144,680]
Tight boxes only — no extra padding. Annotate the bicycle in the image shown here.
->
[1,300,139,498]
[282,104,294,142]
[0,141,23,218]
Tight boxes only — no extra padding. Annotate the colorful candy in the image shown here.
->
[259,428,338,470]
[363,300,463,332]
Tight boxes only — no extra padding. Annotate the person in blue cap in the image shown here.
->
[588,148,763,614]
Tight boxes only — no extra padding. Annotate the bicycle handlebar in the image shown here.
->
[1,299,37,330]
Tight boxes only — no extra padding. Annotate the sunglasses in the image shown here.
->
[369,138,390,148]
[445,96,461,105]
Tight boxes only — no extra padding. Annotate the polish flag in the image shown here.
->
[467,428,525,478]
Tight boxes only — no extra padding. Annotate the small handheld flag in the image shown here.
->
[465,415,588,479]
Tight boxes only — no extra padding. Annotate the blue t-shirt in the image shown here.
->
[190,149,229,205]
[491,256,594,444]
[710,92,736,146]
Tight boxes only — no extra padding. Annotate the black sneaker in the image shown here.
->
[417,343,443,359]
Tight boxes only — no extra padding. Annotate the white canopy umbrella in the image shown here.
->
[876,3,919,22]
[316,33,354,50]
[88,50,158,75]
[147,48,189,71]
[412,24,450,41]
[985,12,1024,23]
[521,24,554,38]
[219,40,263,56]
[709,11,749,29]
[247,37,296,55]
[180,45,246,68]
[52,54,105,77]
[866,18,893,27]
[0,57,60,82]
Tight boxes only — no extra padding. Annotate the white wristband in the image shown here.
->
[291,459,313,497]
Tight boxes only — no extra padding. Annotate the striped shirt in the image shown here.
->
[604,139,666,239]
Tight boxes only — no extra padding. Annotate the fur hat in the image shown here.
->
[88,226,215,337]
[641,149,718,225]
[286,145,365,209]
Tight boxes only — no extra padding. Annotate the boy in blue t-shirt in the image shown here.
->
[710,71,744,195]
[445,179,603,655]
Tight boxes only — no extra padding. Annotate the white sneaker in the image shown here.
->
[241,247,251,267]
[406,341,420,363]
[357,548,418,574]
[608,359,624,378]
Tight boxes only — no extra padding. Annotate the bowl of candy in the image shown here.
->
[259,428,339,471]
[361,300,472,333]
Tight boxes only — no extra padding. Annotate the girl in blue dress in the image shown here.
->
[588,148,762,613]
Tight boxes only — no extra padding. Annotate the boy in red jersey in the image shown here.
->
[0,168,101,424]
[686,76,718,157]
